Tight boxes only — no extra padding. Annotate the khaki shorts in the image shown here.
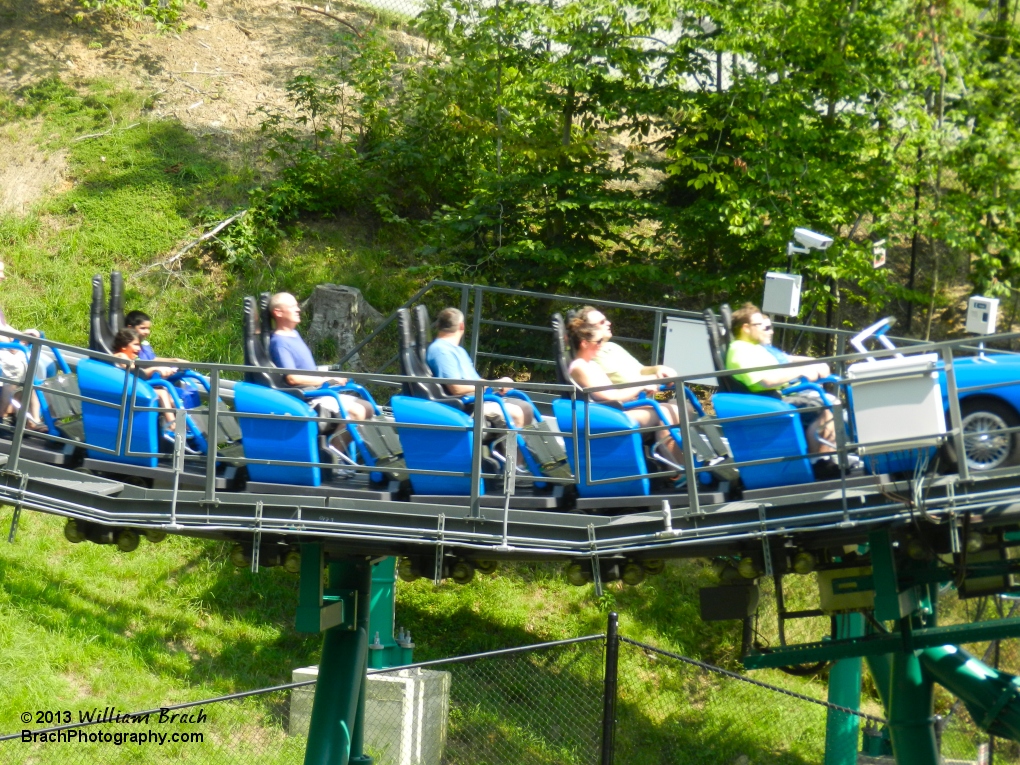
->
[480,399,529,430]
[481,400,509,429]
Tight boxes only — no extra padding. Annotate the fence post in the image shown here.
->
[601,611,620,765]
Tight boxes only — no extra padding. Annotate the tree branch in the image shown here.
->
[137,211,248,276]
[294,5,362,37]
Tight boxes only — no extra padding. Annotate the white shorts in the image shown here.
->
[309,393,364,432]
[0,350,27,384]
[480,400,527,430]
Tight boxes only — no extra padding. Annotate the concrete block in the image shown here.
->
[289,665,451,765]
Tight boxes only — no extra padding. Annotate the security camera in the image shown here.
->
[793,228,833,251]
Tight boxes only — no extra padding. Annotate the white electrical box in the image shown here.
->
[662,316,718,386]
[966,296,999,335]
[846,354,946,454]
[762,272,803,317]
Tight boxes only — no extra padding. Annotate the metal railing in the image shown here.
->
[2,298,1020,558]
[333,280,961,377]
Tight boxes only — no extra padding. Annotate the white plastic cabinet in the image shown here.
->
[846,353,946,454]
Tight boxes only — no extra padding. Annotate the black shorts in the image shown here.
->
[783,392,832,431]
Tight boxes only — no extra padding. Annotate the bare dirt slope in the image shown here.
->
[0,119,68,214]
[0,0,404,129]
[0,0,421,211]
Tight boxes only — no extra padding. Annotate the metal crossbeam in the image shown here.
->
[744,617,1020,669]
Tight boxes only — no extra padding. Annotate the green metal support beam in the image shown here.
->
[744,616,1020,669]
[870,529,920,622]
[296,544,355,634]
[824,613,865,765]
[301,555,373,765]
[921,645,1020,740]
[348,558,375,765]
[367,558,406,669]
[888,646,938,765]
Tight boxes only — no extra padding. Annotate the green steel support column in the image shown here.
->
[824,613,865,765]
[367,558,403,669]
[303,558,370,765]
[888,645,939,765]
[921,644,1020,740]
[349,558,374,765]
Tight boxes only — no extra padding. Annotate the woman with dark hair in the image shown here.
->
[112,327,179,433]
[565,316,685,469]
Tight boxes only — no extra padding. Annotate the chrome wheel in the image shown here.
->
[962,410,1013,471]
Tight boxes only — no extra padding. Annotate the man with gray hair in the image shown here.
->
[268,291,372,456]
[425,307,532,429]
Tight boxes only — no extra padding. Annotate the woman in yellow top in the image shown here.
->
[566,315,685,468]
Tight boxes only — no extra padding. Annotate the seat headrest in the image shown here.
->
[243,295,285,388]
[259,292,273,354]
[397,308,417,377]
[551,313,576,388]
[413,304,431,370]
[720,303,733,345]
[89,274,115,355]
[703,309,725,373]
[108,271,124,333]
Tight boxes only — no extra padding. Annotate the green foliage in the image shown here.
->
[247,0,1020,335]
[0,511,319,732]
[76,0,206,30]
[942,16,1020,298]
[0,76,422,366]
[248,0,703,303]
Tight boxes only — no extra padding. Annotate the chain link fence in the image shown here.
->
[0,636,605,765]
[1,621,1009,765]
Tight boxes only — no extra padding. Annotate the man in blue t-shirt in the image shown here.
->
[268,292,371,453]
[426,307,532,429]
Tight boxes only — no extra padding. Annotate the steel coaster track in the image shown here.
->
[6,453,1020,562]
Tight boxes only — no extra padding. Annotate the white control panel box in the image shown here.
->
[966,296,999,335]
[661,316,718,387]
[846,353,946,454]
[762,272,803,317]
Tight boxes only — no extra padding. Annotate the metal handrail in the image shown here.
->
[6,316,1020,544]
[336,279,944,373]
[6,329,1013,483]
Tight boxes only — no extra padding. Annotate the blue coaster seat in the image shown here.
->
[711,393,815,491]
[233,382,397,500]
[234,381,322,487]
[77,358,162,468]
[553,398,650,499]
[391,395,481,497]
